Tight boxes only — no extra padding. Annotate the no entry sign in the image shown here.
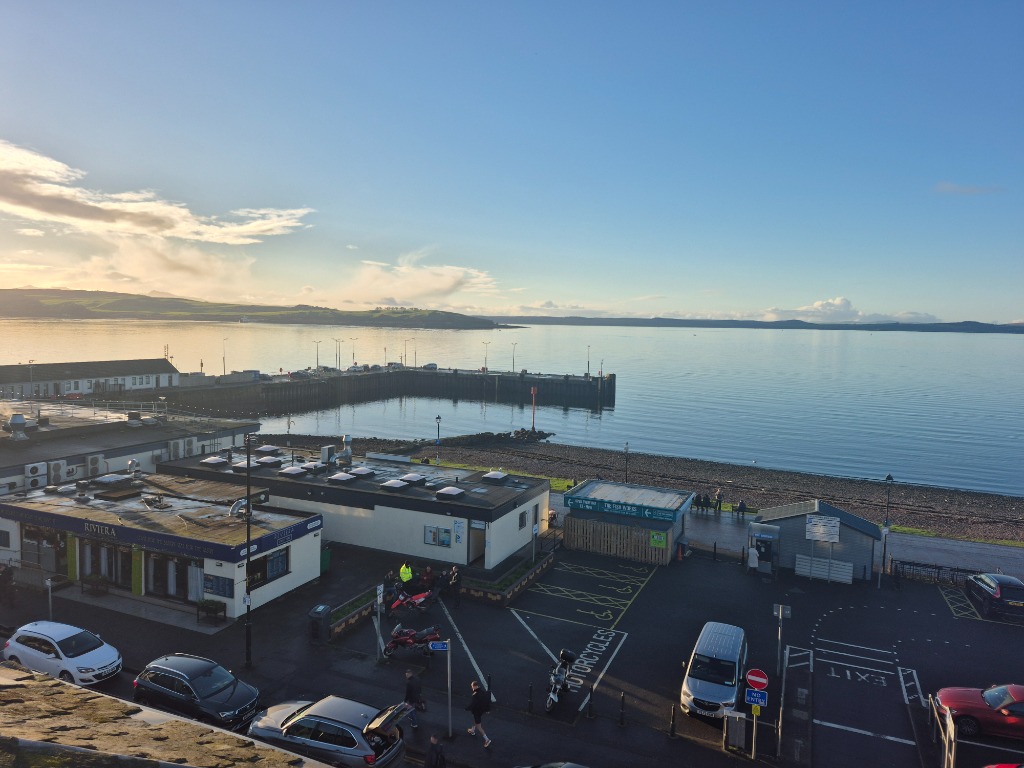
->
[746,668,769,690]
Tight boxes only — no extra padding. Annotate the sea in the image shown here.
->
[2,319,1021,497]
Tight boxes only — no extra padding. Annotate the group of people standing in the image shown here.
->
[693,488,724,512]
[397,561,463,608]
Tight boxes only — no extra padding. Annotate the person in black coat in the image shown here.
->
[465,680,491,748]
[449,565,463,608]
[425,733,446,767]
[404,670,422,729]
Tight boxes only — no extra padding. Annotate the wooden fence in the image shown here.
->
[562,516,673,566]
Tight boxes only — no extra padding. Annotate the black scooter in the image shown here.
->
[545,648,577,712]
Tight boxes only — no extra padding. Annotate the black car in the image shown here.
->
[966,573,1024,619]
[132,653,260,730]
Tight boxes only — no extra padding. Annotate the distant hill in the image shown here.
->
[0,288,503,330]
[480,315,1024,334]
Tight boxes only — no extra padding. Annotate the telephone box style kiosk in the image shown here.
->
[746,523,780,576]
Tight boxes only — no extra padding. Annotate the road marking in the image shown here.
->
[816,638,895,654]
[509,608,558,663]
[528,582,631,609]
[816,647,896,665]
[812,719,916,745]
[576,631,629,712]
[510,607,615,630]
[939,585,980,618]
[438,599,496,703]
[609,562,658,631]
[554,562,649,584]
[898,667,926,708]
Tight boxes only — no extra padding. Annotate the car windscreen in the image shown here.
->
[688,654,737,686]
[982,685,1014,710]
[190,664,237,697]
[56,630,104,658]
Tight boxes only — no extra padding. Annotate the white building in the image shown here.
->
[0,358,180,399]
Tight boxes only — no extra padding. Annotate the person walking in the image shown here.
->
[404,670,422,729]
[714,488,723,512]
[465,680,491,748]
[424,733,446,768]
[449,565,463,609]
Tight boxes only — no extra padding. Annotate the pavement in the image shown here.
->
[3,504,1012,768]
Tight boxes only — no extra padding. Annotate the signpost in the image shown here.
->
[773,604,791,675]
[429,639,453,738]
[744,669,769,758]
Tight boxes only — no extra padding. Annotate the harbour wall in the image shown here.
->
[157,369,616,416]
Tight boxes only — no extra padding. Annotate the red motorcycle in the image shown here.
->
[385,573,449,619]
[383,624,442,657]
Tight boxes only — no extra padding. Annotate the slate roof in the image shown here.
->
[0,358,179,385]
[755,499,882,540]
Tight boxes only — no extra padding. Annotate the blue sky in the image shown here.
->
[1,2,1020,323]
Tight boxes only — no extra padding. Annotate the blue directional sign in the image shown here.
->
[428,640,449,652]
[744,688,767,707]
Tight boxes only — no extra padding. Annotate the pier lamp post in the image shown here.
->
[482,341,490,371]
[624,442,630,483]
[587,345,590,377]
[404,338,413,367]
[28,360,35,398]
[512,342,517,372]
[435,415,442,465]
[878,473,894,589]
[313,340,321,370]
[350,338,358,365]
[332,338,342,369]
[222,339,228,376]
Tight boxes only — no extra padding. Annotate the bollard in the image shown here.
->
[676,543,683,561]
[486,674,492,697]
[587,685,595,719]
[618,692,626,727]
[527,683,533,714]
[713,542,717,561]
[669,704,677,738]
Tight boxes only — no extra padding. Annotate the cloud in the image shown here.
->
[934,181,1002,196]
[0,140,314,245]
[14,228,44,236]
[758,297,939,324]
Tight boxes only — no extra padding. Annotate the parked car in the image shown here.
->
[248,696,410,767]
[421,363,438,370]
[935,683,1024,739]
[2,621,122,685]
[966,573,1024,619]
[132,653,259,731]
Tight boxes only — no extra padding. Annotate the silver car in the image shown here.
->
[2,621,122,685]
[248,696,411,767]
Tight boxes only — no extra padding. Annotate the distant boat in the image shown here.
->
[239,316,251,323]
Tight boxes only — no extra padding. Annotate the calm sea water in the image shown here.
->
[2,319,1021,496]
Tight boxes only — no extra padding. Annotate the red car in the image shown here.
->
[935,684,1024,739]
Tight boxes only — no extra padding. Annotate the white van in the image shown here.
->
[679,621,747,718]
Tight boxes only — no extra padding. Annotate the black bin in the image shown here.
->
[308,603,331,643]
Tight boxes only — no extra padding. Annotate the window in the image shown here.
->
[519,510,528,530]
[0,530,10,548]
[145,375,151,384]
[423,526,452,548]
[203,574,234,598]
[248,547,290,589]
[315,722,358,748]
[286,718,317,739]
[73,380,80,391]
[132,377,138,386]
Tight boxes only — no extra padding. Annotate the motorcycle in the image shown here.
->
[545,648,577,712]
[385,571,450,619]
[383,624,442,657]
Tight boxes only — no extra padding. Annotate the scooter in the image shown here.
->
[383,624,442,657]
[545,648,577,712]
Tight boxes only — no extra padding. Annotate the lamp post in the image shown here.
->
[512,342,518,372]
[243,434,255,668]
[313,340,321,370]
[482,341,490,371]
[28,359,35,398]
[878,473,894,589]
[624,442,630,483]
[350,337,358,365]
[332,338,342,369]
[222,339,228,376]
[404,338,413,367]
[435,415,442,465]
[587,345,591,377]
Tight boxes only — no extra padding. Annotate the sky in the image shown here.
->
[0,2,1021,324]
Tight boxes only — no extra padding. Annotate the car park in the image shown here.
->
[966,573,1024,619]
[132,653,259,731]
[247,695,410,767]
[935,683,1024,739]
[2,621,122,685]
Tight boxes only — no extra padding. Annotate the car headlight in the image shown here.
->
[77,667,95,674]
[219,710,236,719]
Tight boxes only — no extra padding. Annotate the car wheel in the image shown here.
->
[956,716,980,738]
[383,644,395,658]
[58,671,75,683]
[134,693,150,706]
[7,655,20,667]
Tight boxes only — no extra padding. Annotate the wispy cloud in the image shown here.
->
[14,228,44,236]
[934,181,1003,196]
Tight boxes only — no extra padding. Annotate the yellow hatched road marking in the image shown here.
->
[610,565,659,630]
[527,582,631,609]
[554,562,649,585]
[939,585,979,619]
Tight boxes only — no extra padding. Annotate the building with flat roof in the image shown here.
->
[157,442,551,571]
[0,358,180,399]
[0,472,321,618]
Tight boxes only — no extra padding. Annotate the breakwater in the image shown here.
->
[160,369,616,416]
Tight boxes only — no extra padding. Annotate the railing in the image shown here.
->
[892,560,978,588]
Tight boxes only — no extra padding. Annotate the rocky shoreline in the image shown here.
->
[266,434,1023,544]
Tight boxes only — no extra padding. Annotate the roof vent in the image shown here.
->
[278,466,308,478]
[327,472,356,485]
[348,466,375,478]
[256,456,284,468]
[400,473,427,486]
[301,461,328,475]
[381,479,409,493]
[435,486,465,499]
[481,470,509,485]
[200,456,229,467]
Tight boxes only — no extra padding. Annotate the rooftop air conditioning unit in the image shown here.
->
[169,440,181,460]
[48,460,68,486]
[24,462,48,478]
[87,454,105,476]
[184,437,197,456]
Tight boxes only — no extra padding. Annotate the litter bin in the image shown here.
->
[320,547,332,575]
[309,603,332,644]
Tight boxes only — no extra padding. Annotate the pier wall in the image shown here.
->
[157,370,615,416]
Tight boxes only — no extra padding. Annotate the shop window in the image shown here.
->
[203,574,234,598]
[247,547,290,589]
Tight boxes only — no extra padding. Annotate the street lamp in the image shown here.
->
[313,340,321,370]
[28,359,35,398]
[435,415,442,465]
[512,342,518,372]
[222,339,228,376]
[243,434,256,668]
[482,341,490,371]
[349,337,358,365]
[878,473,894,589]
[587,345,591,377]
[624,442,630,483]
[404,338,413,367]
[332,338,342,369]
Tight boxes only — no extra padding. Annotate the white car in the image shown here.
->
[3,621,122,685]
